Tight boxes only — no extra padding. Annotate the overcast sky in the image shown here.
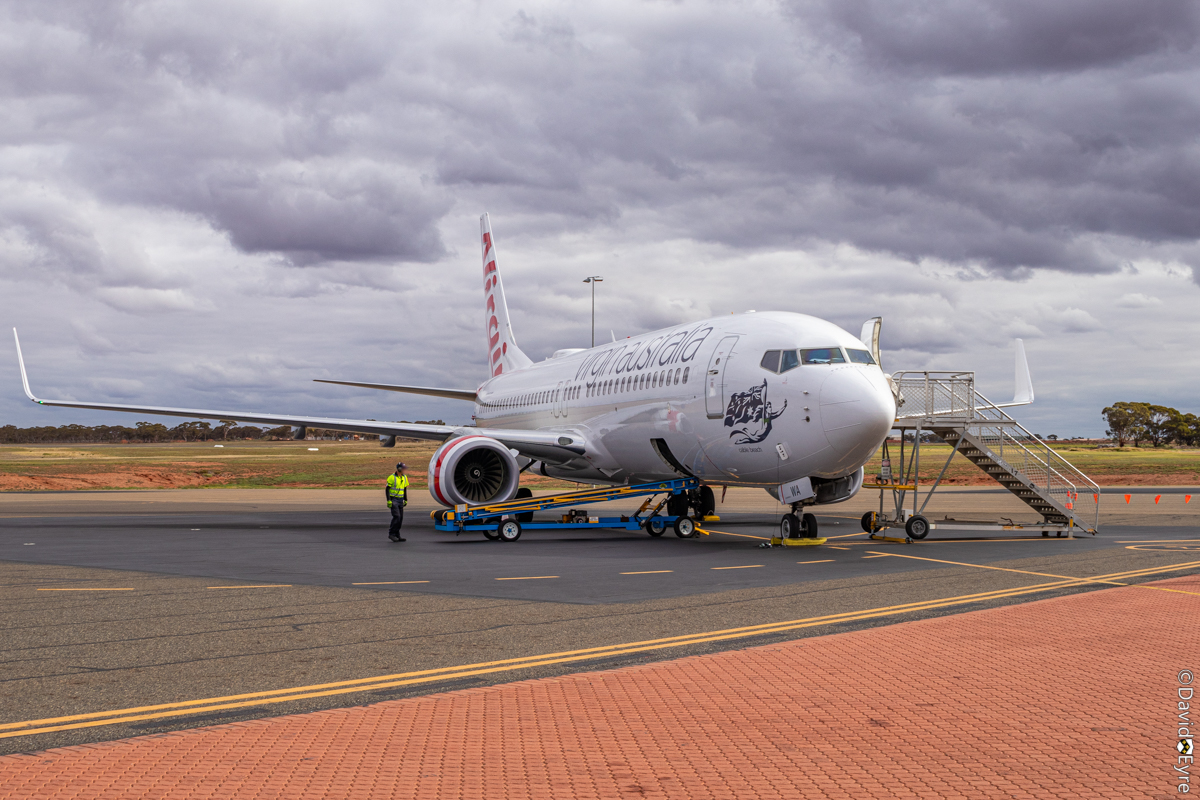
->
[2,0,1197,438]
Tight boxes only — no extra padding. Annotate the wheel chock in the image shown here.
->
[702,515,721,522]
[770,536,783,546]
[868,533,912,544]
[782,537,827,546]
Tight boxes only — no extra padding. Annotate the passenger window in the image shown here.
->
[674,368,680,384]
[780,350,800,373]
[760,350,781,373]
[847,349,875,365]
[682,367,689,383]
[800,348,846,365]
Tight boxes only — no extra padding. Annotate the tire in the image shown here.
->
[780,513,800,538]
[673,517,697,538]
[514,487,534,523]
[860,512,876,533]
[498,520,522,542]
[905,515,929,540]
[646,517,666,537]
[433,509,448,525]
[484,528,501,541]
[802,513,818,539]
[667,493,689,518]
[698,486,716,517]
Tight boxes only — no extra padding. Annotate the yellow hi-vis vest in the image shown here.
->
[387,473,409,508]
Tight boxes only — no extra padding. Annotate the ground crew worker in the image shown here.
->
[386,462,409,542]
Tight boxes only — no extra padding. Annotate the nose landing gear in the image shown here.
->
[772,506,825,547]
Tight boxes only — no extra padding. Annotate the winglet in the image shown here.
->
[12,329,40,403]
[1012,338,1034,405]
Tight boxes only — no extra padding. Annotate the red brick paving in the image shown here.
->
[4,575,1198,799]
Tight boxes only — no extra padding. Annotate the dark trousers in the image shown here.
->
[389,504,405,539]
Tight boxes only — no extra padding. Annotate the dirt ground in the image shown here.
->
[0,440,1197,491]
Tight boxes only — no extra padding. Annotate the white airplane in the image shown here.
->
[14,214,899,538]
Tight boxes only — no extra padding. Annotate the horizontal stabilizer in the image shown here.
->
[314,379,476,402]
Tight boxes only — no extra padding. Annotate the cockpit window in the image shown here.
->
[800,347,846,365]
[780,349,800,373]
[760,350,781,372]
[847,349,875,365]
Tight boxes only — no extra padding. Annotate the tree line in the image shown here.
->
[0,421,294,443]
[0,419,447,444]
[1101,402,1199,447]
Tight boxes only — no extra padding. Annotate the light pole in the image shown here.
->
[583,276,603,348]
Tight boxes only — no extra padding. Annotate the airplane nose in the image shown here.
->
[819,368,896,470]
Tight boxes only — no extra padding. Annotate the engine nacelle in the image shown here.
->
[429,435,521,507]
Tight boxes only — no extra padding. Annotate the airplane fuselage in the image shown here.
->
[473,311,895,489]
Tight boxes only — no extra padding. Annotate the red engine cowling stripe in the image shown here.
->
[431,434,488,506]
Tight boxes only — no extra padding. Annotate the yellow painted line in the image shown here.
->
[824,532,867,540]
[36,588,135,592]
[4,558,1197,741]
[797,560,834,564]
[206,585,292,589]
[620,570,674,575]
[1116,540,1200,544]
[865,552,1083,581]
[711,565,764,570]
[700,528,770,541]
[495,576,558,581]
[865,552,1200,597]
[828,546,850,551]
[861,555,889,559]
[352,581,431,585]
[923,538,1066,543]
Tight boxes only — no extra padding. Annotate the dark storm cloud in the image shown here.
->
[4,0,1200,288]
[821,0,1199,75]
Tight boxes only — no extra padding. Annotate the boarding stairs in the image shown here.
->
[893,372,1100,532]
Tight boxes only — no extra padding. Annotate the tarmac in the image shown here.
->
[1,485,1198,797]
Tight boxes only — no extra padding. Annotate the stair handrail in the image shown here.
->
[892,371,977,421]
[972,389,1100,530]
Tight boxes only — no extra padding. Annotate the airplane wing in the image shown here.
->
[313,379,477,402]
[13,330,585,463]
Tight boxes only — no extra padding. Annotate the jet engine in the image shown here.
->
[429,435,521,507]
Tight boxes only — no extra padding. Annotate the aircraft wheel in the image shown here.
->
[498,520,522,542]
[667,493,689,518]
[673,517,697,538]
[860,512,877,533]
[484,529,501,541]
[514,487,534,523]
[698,486,716,517]
[781,513,801,538]
[646,517,666,537]
[802,513,818,539]
[905,515,930,540]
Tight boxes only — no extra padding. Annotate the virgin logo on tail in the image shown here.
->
[480,215,532,377]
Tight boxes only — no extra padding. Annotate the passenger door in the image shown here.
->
[705,336,739,418]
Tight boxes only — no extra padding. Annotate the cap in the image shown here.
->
[396,462,407,470]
